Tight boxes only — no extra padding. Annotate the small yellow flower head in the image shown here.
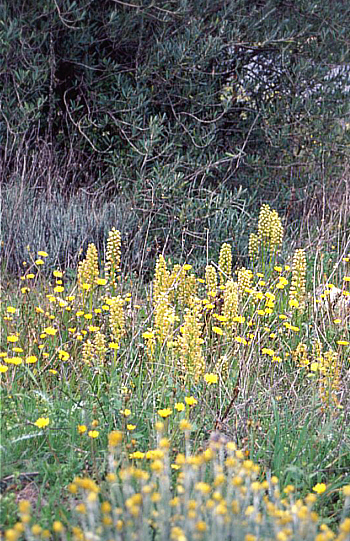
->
[218,243,232,285]
[175,402,185,412]
[52,521,64,533]
[88,430,99,438]
[7,335,19,343]
[179,419,192,431]
[18,500,31,514]
[340,518,350,534]
[31,524,42,536]
[34,417,50,428]
[155,421,164,432]
[108,430,123,447]
[43,326,57,336]
[313,483,327,494]
[185,396,197,406]
[158,408,172,418]
[26,355,38,364]
[204,373,218,385]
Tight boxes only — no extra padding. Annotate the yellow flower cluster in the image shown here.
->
[206,264,217,299]
[257,204,284,251]
[154,293,175,345]
[153,254,171,308]
[9,430,350,541]
[104,227,121,288]
[77,243,99,290]
[82,339,95,365]
[293,341,341,408]
[222,280,239,332]
[247,204,284,258]
[218,243,232,286]
[175,299,205,382]
[248,232,259,259]
[237,267,253,296]
[169,264,197,307]
[289,249,307,311]
[108,295,125,348]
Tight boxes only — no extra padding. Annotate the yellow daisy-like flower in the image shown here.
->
[313,483,326,494]
[174,402,185,412]
[185,396,197,406]
[127,424,136,431]
[157,408,172,418]
[38,251,49,257]
[54,286,64,293]
[34,417,50,428]
[7,335,19,343]
[43,327,57,336]
[129,451,145,459]
[337,340,349,346]
[108,431,123,447]
[77,425,87,434]
[212,326,224,335]
[26,355,38,364]
[120,409,131,417]
[204,373,218,385]
[179,419,192,431]
[88,430,99,438]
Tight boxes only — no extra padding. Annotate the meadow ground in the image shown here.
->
[1,205,350,541]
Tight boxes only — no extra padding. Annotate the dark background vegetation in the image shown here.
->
[1,0,350,275]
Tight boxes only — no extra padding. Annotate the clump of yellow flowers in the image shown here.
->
[7,424,350,541]
[77,243,99,290]
[104,227,121,289]
[289,249,307,311]
[249,204,284,259]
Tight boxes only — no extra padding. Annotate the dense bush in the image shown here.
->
[1,0,350,273]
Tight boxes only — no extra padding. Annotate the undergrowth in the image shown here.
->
[1,204,350,540]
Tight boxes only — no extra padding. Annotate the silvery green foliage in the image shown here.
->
[1,169,250,276]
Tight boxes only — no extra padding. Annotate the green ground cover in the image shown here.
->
[1,204,350,541]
